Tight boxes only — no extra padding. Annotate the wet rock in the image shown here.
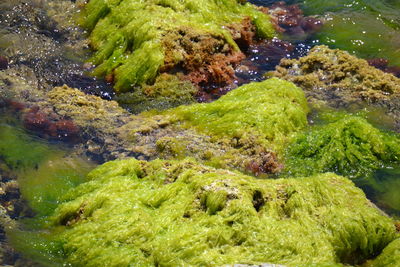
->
[272,45,400,130]
[263,1,323,38]
[0,0,113,97]
[0,56,8,70]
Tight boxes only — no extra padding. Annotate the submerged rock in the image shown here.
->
[46,158,396,266]
[272,45,400,130]
[81,0,275,99]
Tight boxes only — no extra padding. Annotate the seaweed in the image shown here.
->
[81,0,275,93]
[47,158,396,266]
[284,114,400,179]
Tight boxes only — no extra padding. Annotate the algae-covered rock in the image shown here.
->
[114,73,197,113]
[44,78,308,173]
[48,158,396,266]
[284,114,400,179]
[81,0,275,95]
[272,45,400,130]
[172,77,309,147]
[120,77,309,172]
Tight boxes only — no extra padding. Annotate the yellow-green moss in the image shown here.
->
[82,0,275,92]
[48,158,395,266]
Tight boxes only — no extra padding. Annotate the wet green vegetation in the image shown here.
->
[1,0,400,266]
[171,77,309,151]
[0,118,95,267]
[82,0,275,92]
[284,113,400,179]
[47,159,396,266]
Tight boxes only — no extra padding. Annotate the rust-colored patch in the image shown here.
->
[263,1,322,37]
[246,151,282,176]
[368,58,400,78]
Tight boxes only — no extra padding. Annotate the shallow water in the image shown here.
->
[0,114,95,265]
[0,0,399,265]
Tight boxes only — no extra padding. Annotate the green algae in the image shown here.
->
[284,114,400,179]
[82,0,275,92]
[0,118,95,217]
[171,77,309,151]
[368,238,400,267]
[18,155,95,217]
[46,158,396,266]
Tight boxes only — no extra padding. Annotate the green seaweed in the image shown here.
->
[82,0,275,92]
[171,77,309,151]
[46,158,395,266]
[284,114,400,179]
[368,238,400,267]
[18,155,95,217]
[0,119,95,217]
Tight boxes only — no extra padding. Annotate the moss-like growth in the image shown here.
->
[114,74,197,113]
[368,238,400,267]
[284,114,400,179]
[48,158,396,266]
[171,77,309,151]
[82,0,275,92]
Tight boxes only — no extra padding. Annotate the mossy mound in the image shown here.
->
[120,78,309,172]
[82,0,275,94]
[172,77,309,148]
[284,114,400,179]
[49,158,396,266]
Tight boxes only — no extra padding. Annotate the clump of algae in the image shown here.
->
[368,238,400,267]
[170,77,309,151]
[81,0,275,92]
[284,113,400,179]
[48,158,396,266]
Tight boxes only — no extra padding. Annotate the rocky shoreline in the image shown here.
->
[0,0,399,266]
